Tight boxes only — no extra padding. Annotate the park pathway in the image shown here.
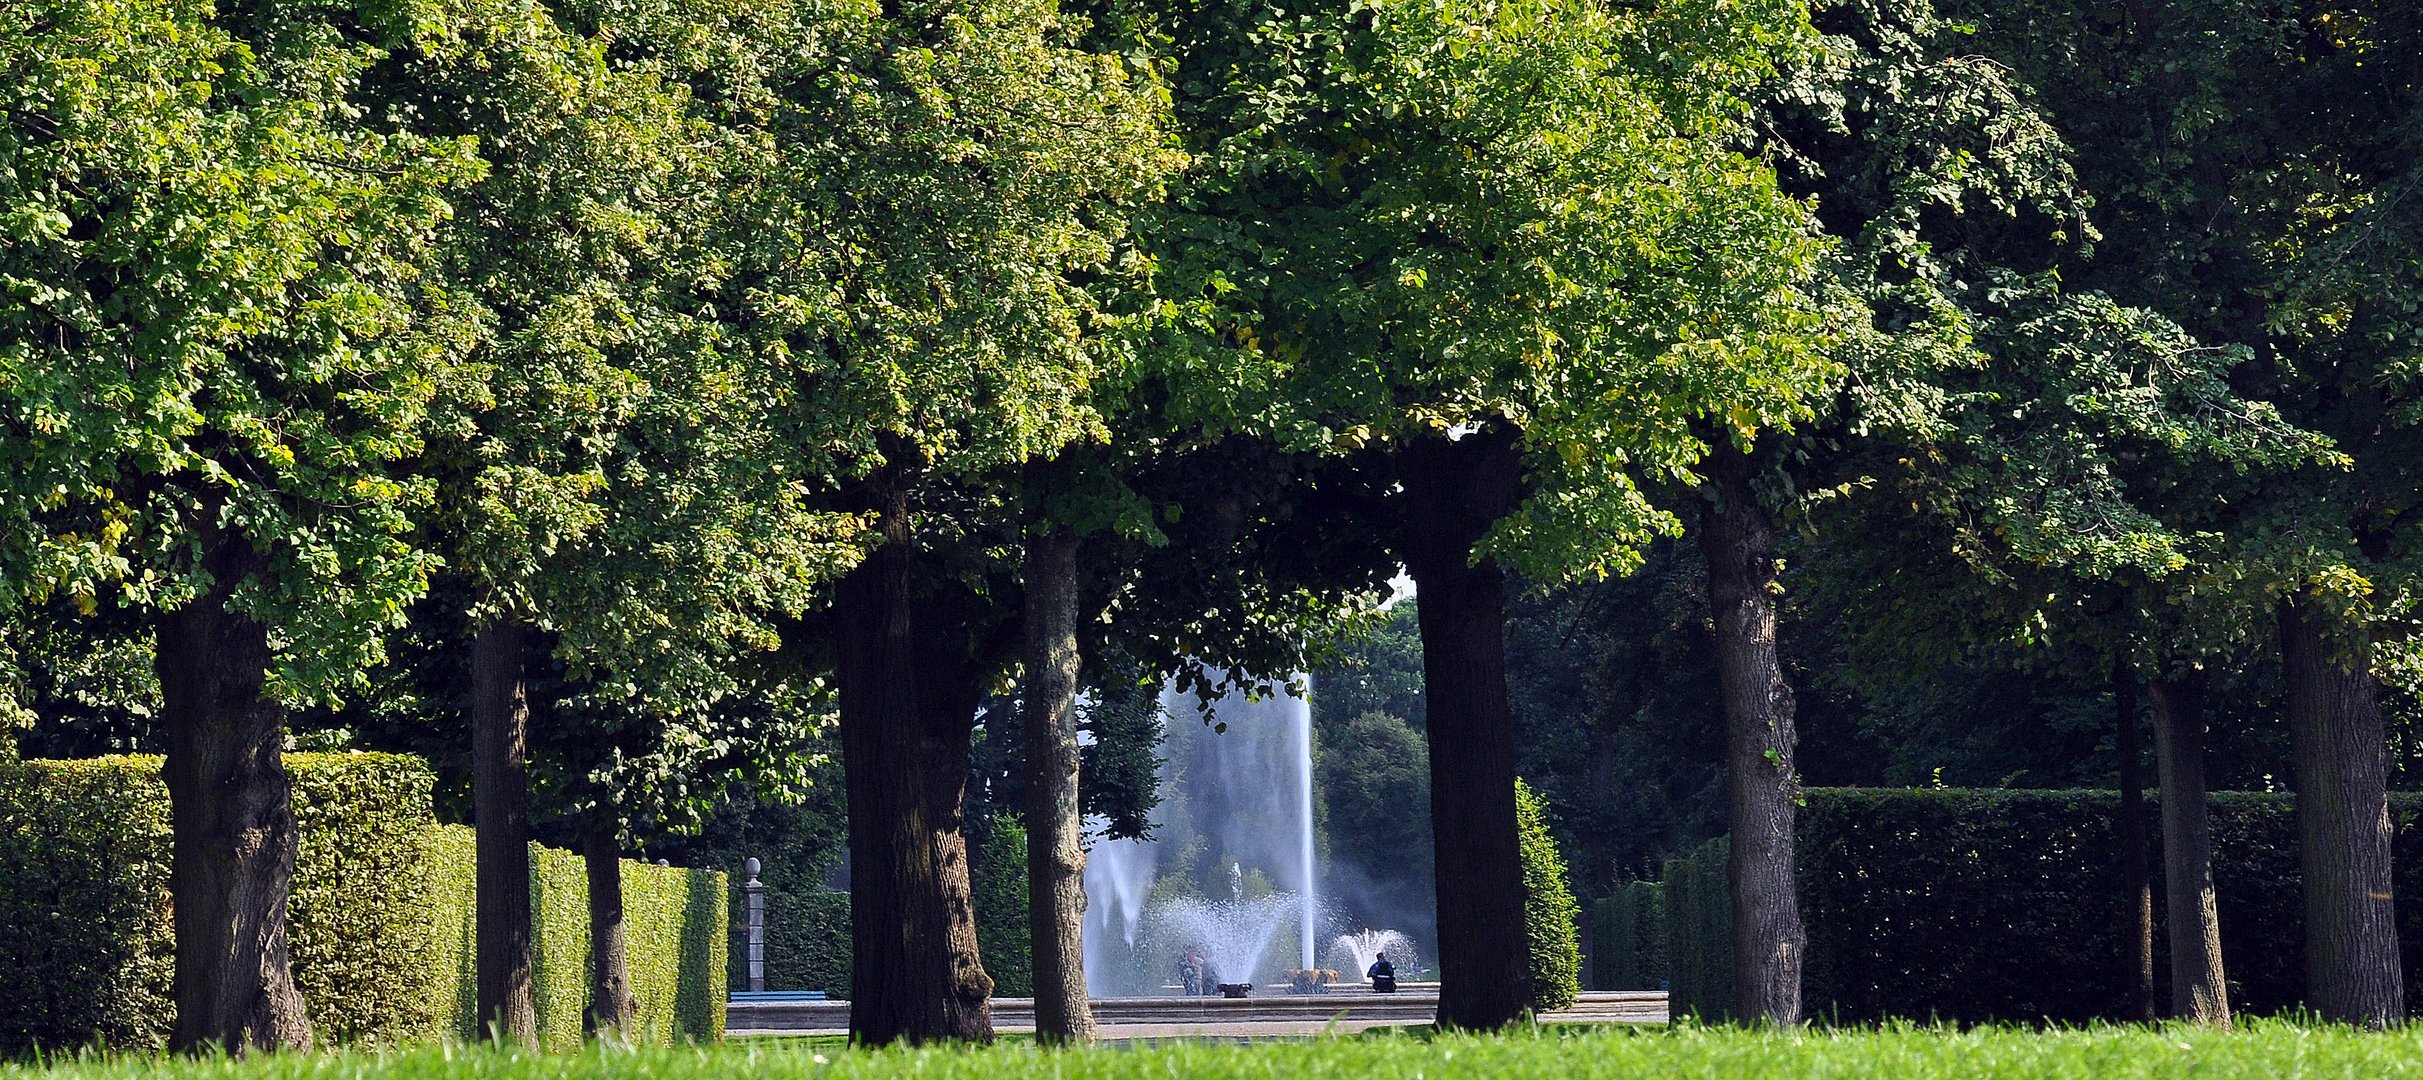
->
[728,990,1668,1039]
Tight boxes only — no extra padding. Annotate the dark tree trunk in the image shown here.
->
[471,618,538,1045]
[1396,427,1529,1029]
[157,512,312,1054]
[582,807,636,1038]
[1698,443,1804,1027]
[2148,668,2229,1026]
[914,585,996,1043]
[1022,525,1094,1045]
[2279,599,2403,1027]
[833,464,990,1045]
[2114,660,2157,1023]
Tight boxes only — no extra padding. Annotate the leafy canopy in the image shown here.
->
[1147,0,1848,581]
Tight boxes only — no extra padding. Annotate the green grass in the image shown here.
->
[15,1022,2423,1079]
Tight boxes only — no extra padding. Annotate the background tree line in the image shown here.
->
[5,0,2418,1052]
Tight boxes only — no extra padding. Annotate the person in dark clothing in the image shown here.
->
[1179,946,1206,995]
[1367,952,1397,993]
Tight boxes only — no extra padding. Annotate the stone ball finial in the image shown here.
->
[745,857,762,880]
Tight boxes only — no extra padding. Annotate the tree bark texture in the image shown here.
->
[582,809,637,1039]
[1698,444,1805,1027]
[833,470,993,1045]
[2148,669,2229,1026]
[2114,661,2157,1023]
[1396,427,1530,1030]
[472,618,538,1045]
[1022,526,1094,1045]
[2279,599,2403,1027]
[914,583,997,1042]
[157,511,313,1053]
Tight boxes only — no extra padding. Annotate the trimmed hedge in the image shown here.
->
[0,754,723,1053]
[1591,881,1664,991]
[743,874,852,996]
[1660,836,1732,1020]
[510,832,725,1051]
[972,819,1033,999]
[0,757,176,1051]
[1631,788,2423,1024]
[1517,779,1582,1011]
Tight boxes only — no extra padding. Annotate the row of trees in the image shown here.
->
[4,0,2416,1051]
[1284,0,2423,1033]
[1438,0,2423,1030]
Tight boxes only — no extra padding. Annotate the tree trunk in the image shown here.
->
[2114,660,2157,1023]
[1022,525,1094,1045]
[915,582,997,1042]
[1698,443,1805,1027]
[1396,427,1530,1029]
[834,466,980,1045]
[2279,599,2403,1027]
[2148,668,2229,1026]
[157,511,313,1054]
[582,807,637,1039]
[471,618,538,1046]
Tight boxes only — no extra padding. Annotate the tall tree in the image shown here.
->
[1725,0,2338,1021]
[1697,440,1804,1023]
[1020,509,1090,1045]
[2113,662,2156,1021]
[698,0,1178,1040]
[1956,0,2423,1025]
[1145,0,1846,1027]
[1011,432,1398,1042]
[2149,667,2229,1025]
[347,0,865,1040]
[0,0,480,1050]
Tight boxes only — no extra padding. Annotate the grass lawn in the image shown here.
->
[12,1022,2423,1079]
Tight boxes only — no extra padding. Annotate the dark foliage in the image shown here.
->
[1641,789,2423,1024]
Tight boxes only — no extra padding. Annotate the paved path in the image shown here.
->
[729,990,1667,1039]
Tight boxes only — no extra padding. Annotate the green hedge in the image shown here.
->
[0,756,177,1051]
[0,754,723,1053]
[1632,789,2423,1024]
[742,872,852,996]
[1592,881,1663,991]
[1517,779,1582,1012]
[1660,836,1732,1020]
[504,831,725,1051]
[972,819,1033,999]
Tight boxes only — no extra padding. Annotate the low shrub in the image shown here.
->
[1517,779,1581,1011]
[0,755,722,1053]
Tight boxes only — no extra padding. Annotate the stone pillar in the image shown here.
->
[745,857,767,993]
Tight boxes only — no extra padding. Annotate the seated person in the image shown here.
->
[1178,947,1207,995]
[1367,952,1397,993]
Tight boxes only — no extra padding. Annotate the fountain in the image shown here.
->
[1079,667,1421,996]
[1148,892,1299,990]
[1330,928,1419,980]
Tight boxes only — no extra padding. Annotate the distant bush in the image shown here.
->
[1592,881,1664,991]
[746,871,853,997]
[1659,836,1732,1020]
[973,817,1033,998]
[0,754,722,1054]
[1517,779,1581,1011]
[1630,788,2423,1024]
